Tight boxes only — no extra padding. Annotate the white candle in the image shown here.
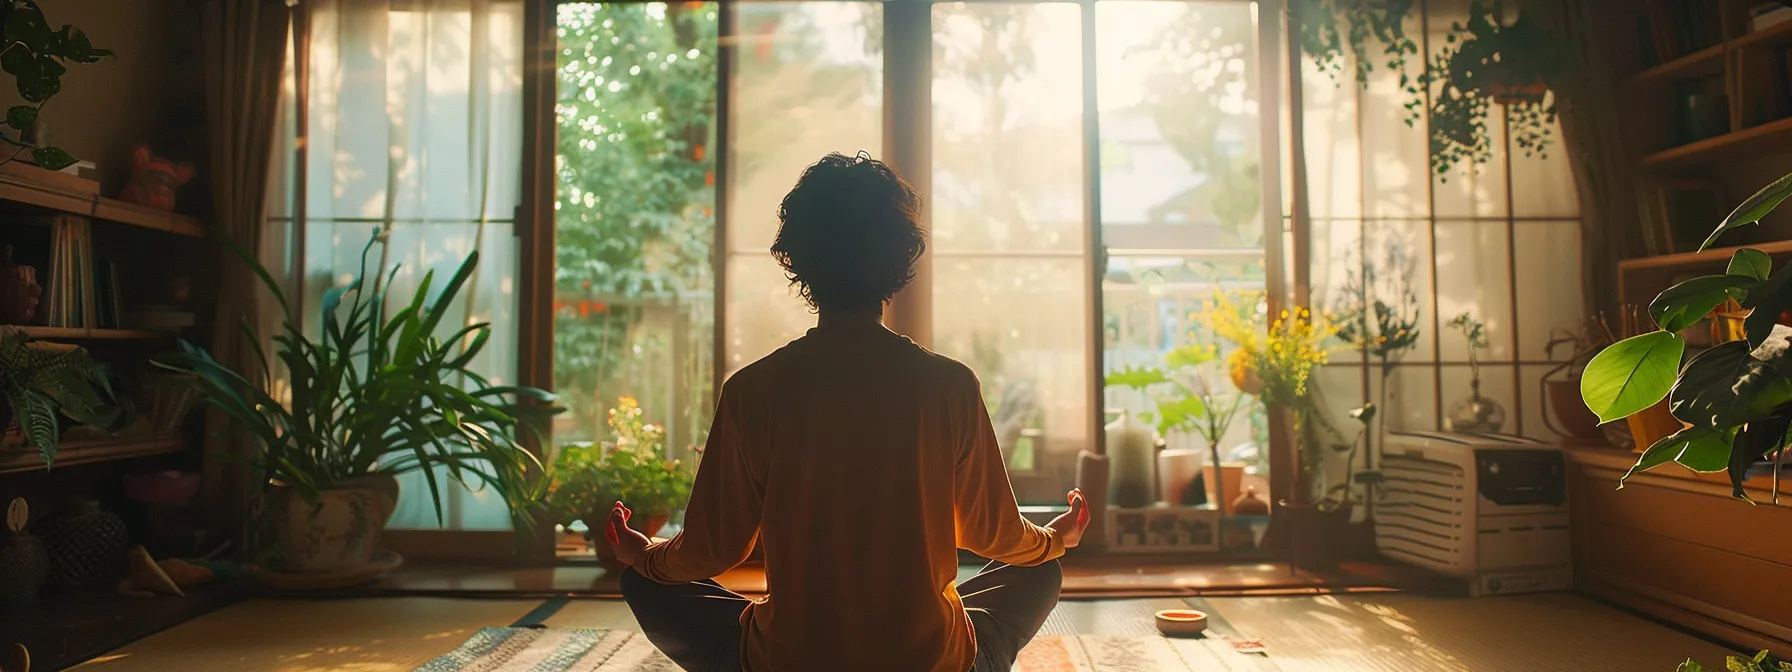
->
[1107,412,1155,508]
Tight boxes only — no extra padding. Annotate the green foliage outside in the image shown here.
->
[554,3,718,447]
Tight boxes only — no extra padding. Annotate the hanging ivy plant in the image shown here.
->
[1294,0,1420,91]
[1295,0,1566,180]
[1421,0,1567,178]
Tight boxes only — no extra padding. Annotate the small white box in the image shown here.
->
[1106,505,1220,553]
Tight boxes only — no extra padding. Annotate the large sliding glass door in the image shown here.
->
[545,0,1279,508]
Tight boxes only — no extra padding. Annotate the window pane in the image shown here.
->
[1514,220,1584,361]
[554,2,719,452]
[1096,1,1268,494]
[933,3,1088,503]
[1435,220,1513,361]
[301,1,524,531]
[724,2,883,376]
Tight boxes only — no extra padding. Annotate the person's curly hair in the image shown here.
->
[771,152,925,313]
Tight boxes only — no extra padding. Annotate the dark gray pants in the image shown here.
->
[619,560,1063,672]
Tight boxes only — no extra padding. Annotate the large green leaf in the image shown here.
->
[1729,248,1773,282]
[1668,340,1792,429]
[1731,413,1792,500]
[1674,431,1732,472]
[1580,331,1685,423]
[1622,428,1721,486]
[1702,172,1792,251]
[1650,274,1755,333]
[5,3,53,49]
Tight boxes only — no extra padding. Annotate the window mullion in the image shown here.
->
[883,1,933,347]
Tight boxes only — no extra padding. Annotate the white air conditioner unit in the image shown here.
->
[1375,431,1572,597]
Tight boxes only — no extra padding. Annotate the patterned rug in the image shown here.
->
[415,627,1258,671]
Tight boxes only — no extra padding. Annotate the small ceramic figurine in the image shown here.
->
[1231,486,1270,516]
[0,246,40,325]
[118,145,195,212]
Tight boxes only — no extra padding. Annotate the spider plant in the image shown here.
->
[156,231,562,525]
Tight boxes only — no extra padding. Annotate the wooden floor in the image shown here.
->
[71,591,1742,671]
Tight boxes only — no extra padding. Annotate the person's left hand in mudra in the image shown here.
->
[606,501,651,566]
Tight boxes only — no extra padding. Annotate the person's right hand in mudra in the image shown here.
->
[1044,488,1092,548]
[606,501,651,567]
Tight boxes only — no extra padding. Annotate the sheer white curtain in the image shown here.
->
[293,0,525,530]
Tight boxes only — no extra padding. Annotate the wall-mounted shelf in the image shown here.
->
[0,164,205,238]
[5,326,177,340]
[0,436,188,474]
[1641,116,1792,169]
[1628,42,1726,87]
[1618,239,1792,272]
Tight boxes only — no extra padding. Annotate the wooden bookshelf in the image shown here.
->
[0,166,205,238]
[5,326,177,340]
[1641,115,1792,169]
[0,436,188,473]
[1617,238,1792,272]
[1627,42,1725,87]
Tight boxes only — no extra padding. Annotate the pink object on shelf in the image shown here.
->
[122,470,200,504]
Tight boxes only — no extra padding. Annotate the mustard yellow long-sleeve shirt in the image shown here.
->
[635,321,1064,672]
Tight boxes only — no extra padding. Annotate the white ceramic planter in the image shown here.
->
[271,475,398,572]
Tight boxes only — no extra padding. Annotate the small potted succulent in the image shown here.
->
[547,397,694,565]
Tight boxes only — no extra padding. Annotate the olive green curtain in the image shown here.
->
[200,0,291,549]
[1524,0,1643,325]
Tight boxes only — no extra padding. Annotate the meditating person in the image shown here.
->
[606,151,1091,672]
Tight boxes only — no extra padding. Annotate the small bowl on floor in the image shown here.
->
[1154,609,1209,637]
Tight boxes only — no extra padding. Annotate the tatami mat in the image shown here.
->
[68,591,1746,671]
[1208,592,1738,672]
[69,598,541,672]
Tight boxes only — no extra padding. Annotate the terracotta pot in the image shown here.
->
[271,475,398,573]
[588,510,669,567]
[1543,379,1601,439]
[1487,79,1549,105]
[1204,463,1246,515]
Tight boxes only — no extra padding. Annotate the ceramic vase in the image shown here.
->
[38,501,128,590]
[1157,449,1205,506]
[1105,411,1155,508]
[271,475,398,572]
[0,499,45,605]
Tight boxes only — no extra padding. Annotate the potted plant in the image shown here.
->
[1679,649,1790,672]
[1105,291,1254,510]
[156,232,561,573]
[1421,0,1567,178]
[1445,312,1506,432]
[0,331,130,465]
[1579,172,1792,501]
[1208,292,1364,568]
[1295,0,1565,179]
[0,1,111,169]
[1332,239,1422,475]
[547,396,694,566]
[1541,317,1615,442]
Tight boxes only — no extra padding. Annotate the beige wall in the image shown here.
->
[1,0,190,192]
